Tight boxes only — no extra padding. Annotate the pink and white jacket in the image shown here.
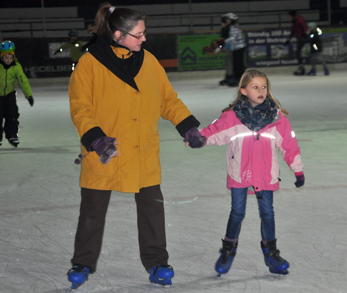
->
[200,109,304,192]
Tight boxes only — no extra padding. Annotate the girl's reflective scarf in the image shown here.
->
[233,96,279,131]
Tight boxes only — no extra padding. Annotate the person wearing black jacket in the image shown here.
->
[306,22,329,76]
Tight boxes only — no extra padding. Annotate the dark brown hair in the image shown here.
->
[88,2,146,40]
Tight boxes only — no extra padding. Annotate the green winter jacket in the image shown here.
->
[0,58,33,98]
[58,40,84,63]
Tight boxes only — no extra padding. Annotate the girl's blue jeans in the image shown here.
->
[225,187,275,241]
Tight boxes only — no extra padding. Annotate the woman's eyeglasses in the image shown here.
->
[126,30,147,40]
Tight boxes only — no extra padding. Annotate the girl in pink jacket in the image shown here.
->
[194,69,304,276]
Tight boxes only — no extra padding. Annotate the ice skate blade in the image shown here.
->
[149,275,172,287]
[70,282,83,290]
[216,273,222,278]
[149,280,172,287]
[269,268,289,275]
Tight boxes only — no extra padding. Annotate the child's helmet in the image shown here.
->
[0,40,15,57]
[221,12,238,23]
[68,29,79,37]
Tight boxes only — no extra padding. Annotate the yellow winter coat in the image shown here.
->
[69,45,194,193]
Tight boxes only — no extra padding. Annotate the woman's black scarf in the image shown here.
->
[87,35,144,91]
[233,96,279,131]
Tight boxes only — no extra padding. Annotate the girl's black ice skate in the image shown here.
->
[261,239,289,275]
[215,239,238,277]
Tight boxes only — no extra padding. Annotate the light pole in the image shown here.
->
[41,0,47,37]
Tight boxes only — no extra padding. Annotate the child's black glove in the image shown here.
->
[294,172,305,188]
[27,96,34,107]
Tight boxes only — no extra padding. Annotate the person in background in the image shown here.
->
[306,22,329,76]
[81,32,98,52]
[284,10,308,76]
[67,3,202,290]
[188,69,304,277]
[53,29,84,71]
[202,39,223,55]
[219,12,246,87]
[0,40,34,147]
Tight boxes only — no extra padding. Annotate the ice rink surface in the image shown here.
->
[1,65,347,292]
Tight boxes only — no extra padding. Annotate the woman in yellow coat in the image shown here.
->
[67,3,203,289]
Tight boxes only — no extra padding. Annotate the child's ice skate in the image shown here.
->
[261,239,289,275]
[215,239,238,278]
[67,264,91,289]
[147,264,174,287]
[8,136,19,147]
[306,68,316,76]
[293,65,305,76]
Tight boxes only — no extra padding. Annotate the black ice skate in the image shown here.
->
[261,239,289,275]
[8,136,19,147]
[215,239,238,277]
[293,65,305,76]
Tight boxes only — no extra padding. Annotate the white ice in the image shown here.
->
[1,64,347,293]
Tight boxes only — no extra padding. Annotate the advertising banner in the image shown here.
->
[178,28,347,70]
[178,34,226,71]
[246,28,347,67]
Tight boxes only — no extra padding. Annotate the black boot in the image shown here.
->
[8,136,19,148]
[219,75,233,85]
[227,78,239,87]
[294,65,305,76]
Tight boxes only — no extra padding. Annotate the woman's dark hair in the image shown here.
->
[88,2,146,39]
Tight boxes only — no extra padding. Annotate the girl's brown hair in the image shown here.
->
[88,2,146,40]
[222,69,289,115]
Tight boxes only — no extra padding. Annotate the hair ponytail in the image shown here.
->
[88,2,114,36]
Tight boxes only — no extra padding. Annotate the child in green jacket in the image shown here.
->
[0,40,34,147]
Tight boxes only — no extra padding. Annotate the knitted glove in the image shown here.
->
[294,172,305,188]
[27,96,34,107]
[183,127,206,148]
[91,136,118,165]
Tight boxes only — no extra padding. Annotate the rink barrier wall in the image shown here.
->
[26,62,347,87]
[10,27,347,79]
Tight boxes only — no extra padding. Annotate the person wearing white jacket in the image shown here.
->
[219,12,246,87]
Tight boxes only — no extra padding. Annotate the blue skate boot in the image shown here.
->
[147,264,174,286]
[324,68,330,75]
[261,239,289,275]
[215,239,238,277]
[306,68,316,76]
[67,264,91,289]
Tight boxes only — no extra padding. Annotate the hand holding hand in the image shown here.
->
[294,172,305,188]
[183,127,206,148]
[284,39,290,46]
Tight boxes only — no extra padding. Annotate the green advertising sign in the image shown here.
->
[178,34,226,71]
